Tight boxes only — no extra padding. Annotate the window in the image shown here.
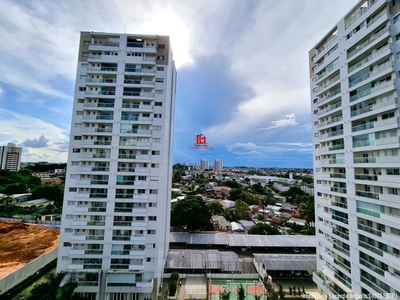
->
[151,163,159,168]
[152,150,160,155]
[382,112,395,119]
[157,66,164,71]
[79,87,86,91]
[69,188,77,192]
[157,55,165,60]
[155,90,163,95]
[76,111,83,115]
[152,138,160,143]
[155,102,162,106]
[63,242,71,247]
[150,189,158,194]
[83,40,91,45]
[66,214,74,219]
[72,148,81,153]
[387,169,400,175]
[157,44,165,49]
[149,202,157,207]
[153,126,161,131]
[74,136,82,140]
[388,188,398,195]
[137,189,146,194]
[65,228,73,233]
[154,114,162,118]
[75,123,83,128]
[149,216,157,221]
[147,230,156,234]
[138,176,146,181]
[146,257,155,262]
[156,78,164,83]
[71,161,79,166]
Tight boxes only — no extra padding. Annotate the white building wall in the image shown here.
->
[310,0,400,298]
[57,32,176,300]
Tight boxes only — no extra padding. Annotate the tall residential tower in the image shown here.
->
[310,0,400,298]
[57,32,176,300]
[0,143,22,172]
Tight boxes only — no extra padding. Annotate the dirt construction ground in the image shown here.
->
[0,221,60,279]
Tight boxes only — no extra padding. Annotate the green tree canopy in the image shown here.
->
[32,184,64,207]
[222,180,241,189]
[207,201,224,215]
[248,223,280,235]
[25,272,88,300]
[234,200,250,220]
[171,195,213,231]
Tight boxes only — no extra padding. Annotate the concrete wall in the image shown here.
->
[0,248,58,295]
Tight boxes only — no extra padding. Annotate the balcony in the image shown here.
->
[118,154,150,160]
[318,116,342,128]
[354,174,378,181]
[87,67,118,73]
[328,144,344,151]
[122,91,153,98]
[350,80,395,102]
[347,26,389,60]
[86,78,116,84]
[124,79,154,85]
[124,68,155,74]
[90,41,119,47]
[328,159,345,165]
[85,90,116,96]
[120,129,152,135]
[317,89,341,106]
[348,44,390,74]
[350,96,397,117]
[349,61,393,88]
[355,190,379,200]
[317,102,341,116]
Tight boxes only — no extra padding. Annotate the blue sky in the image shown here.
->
[0,0,359,167]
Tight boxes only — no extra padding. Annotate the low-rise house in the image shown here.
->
[212,216,231,231]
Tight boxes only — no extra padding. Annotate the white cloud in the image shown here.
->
[22,135,51,148]
[226,141,312,157]
[0,108,69,162]
[257,114,298,131]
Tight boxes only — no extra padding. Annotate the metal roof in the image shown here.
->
[165,250,242,272]
[253,254,316,271]
[170,232,316,248]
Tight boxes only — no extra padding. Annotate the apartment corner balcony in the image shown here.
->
[119,142,151,148]
[314,35,339,63]
[313,271,349,300]
[349,61,393,89]
[317,101,342,117]
[318,130,344,141]
[86,78,117,85]
[316,89,341,107]
[118,154,150,161]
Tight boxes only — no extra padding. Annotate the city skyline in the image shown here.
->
[0,0,359,167]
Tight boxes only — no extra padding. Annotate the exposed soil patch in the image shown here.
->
[0,221,60,279]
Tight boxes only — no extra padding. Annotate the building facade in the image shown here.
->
[213,159,223,172]
[0,143,22,172]
[57,32,176,300]
[310,0,400,298]
[200,158,209,171]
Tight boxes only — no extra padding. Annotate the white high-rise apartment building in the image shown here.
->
[200,158,209,171]
[310,0,400,298]
[0,143,22,172]
[57,32,176,300]
[213,159,223,172]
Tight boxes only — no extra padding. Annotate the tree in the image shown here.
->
[280,187,307,203]
[239,191,261,206]
[223,180,241,189]
[300,197,315,227]
[32,184,64,207]
[251,183,265,195]
[207,201,224,215]
[25,272,88,300]
[228,188,242,200]
[171,195,213,231]
[235,200,250,220]
[278,283,285,300]
[248,223,280,235]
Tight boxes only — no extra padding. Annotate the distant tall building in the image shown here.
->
[200,158,209,171]
[0,143,22,172]
[213,159,223,172]
[56,32,176,300]
[310,0,400,298]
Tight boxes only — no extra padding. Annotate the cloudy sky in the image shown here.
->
[0,0,359,167]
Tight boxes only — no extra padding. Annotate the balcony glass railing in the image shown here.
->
[348,44,390,73]
[353,140,375,148]
[354,174,378,181]
[328,130,343,137]
[352,122,375,132]
[328,159,345,164]
[358,223,382,237]
[329,144,344,151]
[353,157,377,163]
[348,26,389,59]
[356,190,379,199]
[330,173,346,178]
[332,228,349,240]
